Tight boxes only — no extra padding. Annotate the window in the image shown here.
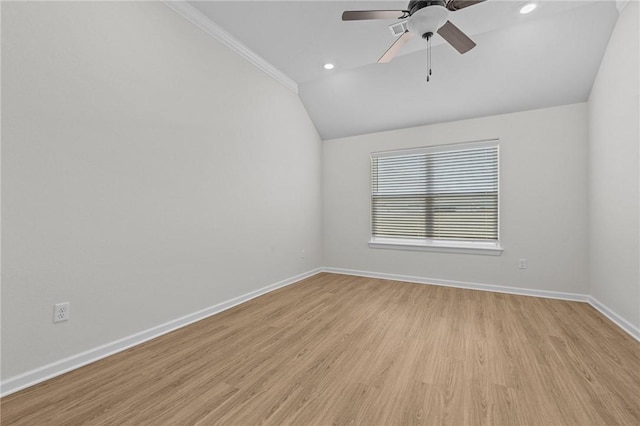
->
[370,140,502,255]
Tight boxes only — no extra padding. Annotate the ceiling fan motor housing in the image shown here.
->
[407,0,449,38]
[408,0,447,14]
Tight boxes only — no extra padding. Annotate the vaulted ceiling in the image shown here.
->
[186,1,619,140]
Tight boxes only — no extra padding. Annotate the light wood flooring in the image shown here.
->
[2,273,639,425]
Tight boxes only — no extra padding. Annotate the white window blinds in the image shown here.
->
[371,140,499,243]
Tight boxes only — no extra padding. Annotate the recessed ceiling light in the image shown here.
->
[520,3,537,14]
[323,63,335,70]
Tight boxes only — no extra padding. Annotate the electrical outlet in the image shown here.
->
[518,258,527,269]
[301,249,306,259]
[53,302,70,323]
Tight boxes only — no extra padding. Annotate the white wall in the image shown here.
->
[588,2,640,329]
[1,1,322,380]
[323,103,589,295]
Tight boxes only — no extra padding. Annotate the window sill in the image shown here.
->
[368,238,503,256]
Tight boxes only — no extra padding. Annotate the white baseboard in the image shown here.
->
[587,296,640,341]
[322,267,589,302]
[3,266,638,397]
[322,267,640,342]
[0,268,323,397]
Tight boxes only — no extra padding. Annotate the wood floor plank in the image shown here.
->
[2,273,639,425]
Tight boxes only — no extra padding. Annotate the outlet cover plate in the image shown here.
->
[53,302,70,323]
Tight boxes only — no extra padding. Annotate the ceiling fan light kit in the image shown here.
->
[407,2,449,38]
[342,0,484,81]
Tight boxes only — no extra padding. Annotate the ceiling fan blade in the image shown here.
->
[446,0,486,11]
[378,30,414,63]
[437,20,476,54]
[342,10,408,21]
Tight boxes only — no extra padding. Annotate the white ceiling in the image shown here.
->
[188,1,619,140]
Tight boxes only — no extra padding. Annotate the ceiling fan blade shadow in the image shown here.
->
[342,10,408,21]
[446,0,486,11]
[437,20,476,54]
[378,30,414,63]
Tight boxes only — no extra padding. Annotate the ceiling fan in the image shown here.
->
[342,0,485,64]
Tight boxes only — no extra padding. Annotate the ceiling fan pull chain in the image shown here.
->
[426,33,432,82]
[426,38,430,82]
[429,36,433,77]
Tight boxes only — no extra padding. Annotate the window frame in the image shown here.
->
[369,139,503,256]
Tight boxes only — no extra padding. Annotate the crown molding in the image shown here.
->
[162,1,298,94]
[616,0,629,12]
